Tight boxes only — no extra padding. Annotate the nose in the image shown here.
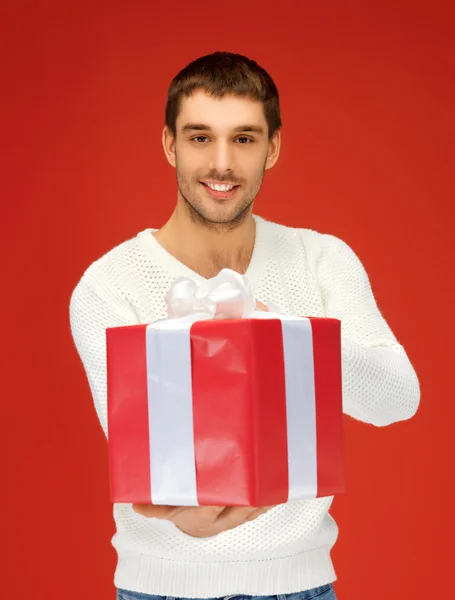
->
[208,139,234,174]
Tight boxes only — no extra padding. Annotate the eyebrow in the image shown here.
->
[181,123,265,135]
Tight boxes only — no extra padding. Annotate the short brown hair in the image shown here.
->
[165,51,282,140]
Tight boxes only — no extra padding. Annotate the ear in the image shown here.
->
[265,129,281,170]
[162,125,177,167]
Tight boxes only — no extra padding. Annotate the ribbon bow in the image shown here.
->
[165,268,258,320]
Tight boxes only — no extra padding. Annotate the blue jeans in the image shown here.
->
[116,584,338,600]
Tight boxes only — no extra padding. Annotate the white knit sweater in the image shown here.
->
[69,215,420,597]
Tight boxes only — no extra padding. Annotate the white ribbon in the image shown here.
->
[165,268,258,321]
[146,269,317,505]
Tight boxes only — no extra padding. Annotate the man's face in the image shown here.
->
[163,89,280,226]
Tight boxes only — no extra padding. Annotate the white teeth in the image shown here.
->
[206,183,234,191]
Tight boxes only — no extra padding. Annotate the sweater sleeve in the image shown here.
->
[314,233,420,427]
[69,268,141,438]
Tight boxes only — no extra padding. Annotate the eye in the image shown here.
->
[191,135,253,144]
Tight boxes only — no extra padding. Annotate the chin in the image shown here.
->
[183,191,251,225]
[205,207,251,225]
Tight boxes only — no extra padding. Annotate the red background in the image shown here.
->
[2,1,454,598]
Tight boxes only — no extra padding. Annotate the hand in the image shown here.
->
[255,300,268,311]
[132,503,276,537]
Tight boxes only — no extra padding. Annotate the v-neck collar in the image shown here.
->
[136,214,268,290]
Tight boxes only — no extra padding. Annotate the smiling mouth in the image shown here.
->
[201,182,240,191]
[200,182,240,199]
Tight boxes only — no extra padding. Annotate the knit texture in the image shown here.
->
[69,215,420,597]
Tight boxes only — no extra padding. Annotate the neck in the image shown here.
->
[154,204,257,279]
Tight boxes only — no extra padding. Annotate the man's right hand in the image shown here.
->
[132,503,275,538]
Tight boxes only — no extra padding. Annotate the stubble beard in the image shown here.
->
[175,160,266,233]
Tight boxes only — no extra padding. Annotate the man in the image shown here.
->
[69,51,420,600]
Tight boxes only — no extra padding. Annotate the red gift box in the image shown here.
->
[106,315,345,506]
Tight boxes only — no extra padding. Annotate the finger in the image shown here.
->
[244,508,269,521]
[132,504,167,518]
[168,505,226,531]
[133,504,185,519]
[206,506,227,515]
[214,506,258,529]
[190,506,226,520]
